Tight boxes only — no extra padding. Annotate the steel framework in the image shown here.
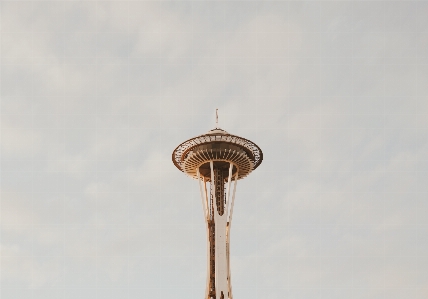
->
[172,128,263,299]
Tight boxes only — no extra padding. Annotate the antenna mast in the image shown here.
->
[216,109,218,128]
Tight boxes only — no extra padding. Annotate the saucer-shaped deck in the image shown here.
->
[172,128,263,181]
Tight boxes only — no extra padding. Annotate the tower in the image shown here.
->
[172,125,263,299]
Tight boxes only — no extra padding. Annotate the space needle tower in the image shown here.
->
[172,111,263,299]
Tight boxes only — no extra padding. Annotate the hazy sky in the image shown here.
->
[1,1,428,299]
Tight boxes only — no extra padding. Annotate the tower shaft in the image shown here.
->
[198,161,237,299]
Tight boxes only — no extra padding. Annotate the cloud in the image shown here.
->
[1,1,427,298]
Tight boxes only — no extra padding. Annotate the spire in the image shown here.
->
[216,108,219,128]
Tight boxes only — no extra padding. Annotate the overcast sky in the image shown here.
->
[1,1,428,299]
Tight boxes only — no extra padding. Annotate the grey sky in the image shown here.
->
[1,1,428,299]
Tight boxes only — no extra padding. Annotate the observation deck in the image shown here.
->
[172,128,263,181]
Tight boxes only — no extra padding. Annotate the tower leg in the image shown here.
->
[197,169,211,299]
[197,161,236,299]
[226,172,238,299]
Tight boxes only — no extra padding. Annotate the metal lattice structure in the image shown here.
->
[172,127,263,299]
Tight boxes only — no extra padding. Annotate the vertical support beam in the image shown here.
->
[224,163,233,299]
[225,163,233,220]
[209,161,217,299]
[226,172,238,299]
[197,167,210,299]
[210,161,216,210]
[227,172,238,229]
[203,177,209,219]
[197,168,208,220]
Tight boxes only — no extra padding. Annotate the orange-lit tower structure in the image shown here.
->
[172,121,263,299]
